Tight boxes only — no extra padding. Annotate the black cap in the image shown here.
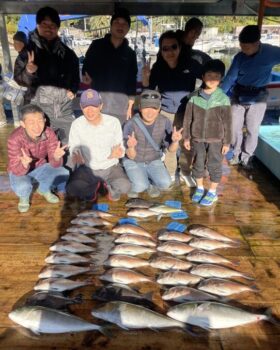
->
[13,31,27,44]
[36,7,61,28]
[202,59,226,77]
[110,8,131,28]
[239,25,261,43]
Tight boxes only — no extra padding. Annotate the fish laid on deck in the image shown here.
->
[149,256,192,271]
[162,286,220,302]
[49,241,95,254]
[61,232,96,244]
[100,268,153,284]
[114,234,156,247]
[186,250,239,266]
[190,264,254,280]
[104,255,149,268]
[110,244,156,256]
[158,230,193,243]
[188,224,240,244]
[71,217,112,227]
[66,226,103,234]
[157,241,194,255]
[189,238,239,251]
[34,278,92,292]
[25,291,83,310]
[77,210,115,218]
[38,265,91,279]
[45,252,94,265]
[125,198,157,208]
[112,224,153,238]
[198,278,259,296]
[157,271,202,286]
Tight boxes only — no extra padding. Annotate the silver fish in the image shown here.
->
[198,278,259,296]
[114,234,156,247]
[66,226,103,234]
[92,301,189,331]
[104,255,149,268]
[149,204,183,215]
[125,198,156,208]
[188,224,240,243]
[45,253,93,265]
[110,244,156,256]
[127,208,159,218]
[162,286,219,302]
[38,265,91,279]
[100,268,153,284]
[167,302,271,329]
[189,238,238,251]
[157,241,194,256]
[34,278,91,292]
[49,241,94,254]
[9,306,107,334]
[71,217,112,227]
[186,250,239,266]
[190,264,254,280]
[149,256,192,271]
[157,271,202,286]
[77,210,114,218]
[112,224,152,238]
[158,230,192,243]
[61,232,96,244]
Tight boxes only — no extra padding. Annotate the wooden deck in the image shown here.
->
[0,124,280,350]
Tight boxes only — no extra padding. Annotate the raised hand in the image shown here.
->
[82,72,92,85]
[108,144,124,159]
[184,139,191,151]
[127,131,137,148]
[53,141,68,161]
[172,126,183,143]
[66,90,75,100]
[20,148,32,169]
[26,51,38,74]
[142,57,151,85]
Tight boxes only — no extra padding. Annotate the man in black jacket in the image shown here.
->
[14,7,80,144]
[82,8,137,125]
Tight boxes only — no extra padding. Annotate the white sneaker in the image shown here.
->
[180,174,196,188]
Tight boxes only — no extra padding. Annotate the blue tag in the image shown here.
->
[118,218,138,225]
[165,200,182,209]
[166,222,187,232]
[92,203,109,212]
[170,212,189,220]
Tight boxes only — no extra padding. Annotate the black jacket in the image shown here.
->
[14,30,80,101]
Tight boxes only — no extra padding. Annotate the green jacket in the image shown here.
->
[183,87,232,144]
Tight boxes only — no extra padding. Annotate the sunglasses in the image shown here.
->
[161,44,179,52]
[141,93,160,99]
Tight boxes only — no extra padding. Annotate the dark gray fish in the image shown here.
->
[71,217,112,227]
[25,291,83,310]
[66,226,103,234]
[125,198,157,208]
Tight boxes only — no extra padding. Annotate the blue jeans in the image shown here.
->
[9,163,69,198]
[123,158,171,193]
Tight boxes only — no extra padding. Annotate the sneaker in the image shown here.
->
[180,174,196,188]
[127,191,139,198]
[200,191,218,206]
[192,188,204,203]
[18,197,30,213]
[147,185,160,198]
[37,190,59,203]
[229,156,240,166]
[240,159,253,171]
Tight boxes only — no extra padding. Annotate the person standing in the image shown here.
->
[66,89,131,201]
[7,104,69,213]
[82,8,137,125]
[222,25,280,169]
[14,6,80,144]
[183,60,231,206]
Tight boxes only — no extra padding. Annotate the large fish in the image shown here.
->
[189,238,238,251]
[100,268,153,284]
[127,208,159,218]
[114,234,156,247]
[162,286,219,302]
[157,271,202,286]
[109,244,156,256]
[198,278,259,296]
[66,226,103,234]
[149,204,183,215]
[190,264,254,280]
[92,301,189,331]
[167,302,272,329]
[104,255,149,268]
[38,265,91,279]
[49,241,95,254]
[34,278,91,292]
[71,217,112,227]
[125,198,156,208]
[77,210,114,218]
[45,252,93,265]
[92,284,154,307]
[25,291,83,310]
[112,224,152,238]
[61,232,96,244]
[188,224,240,244]
[149,256,192,271]
[157,241,194,256]
[158,230,192,243]
[186,250,238,266]
[9,306,107,335]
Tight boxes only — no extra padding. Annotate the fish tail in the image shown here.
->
[99,325,113,338]
[230,259,240,266]
[157,215,162,222]
[249,285,260,293]
[265,308,280,326]
[243,274,255,280]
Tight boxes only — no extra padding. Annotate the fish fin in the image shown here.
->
[230,259,240,266]
[264,308,280,326]
[99,326,113,338]
[143,291,154,302]
[243,274,254,280]
[30,327,41,336]
[250,285,260,293]
[157,215,162,222]
[150,327,160,332]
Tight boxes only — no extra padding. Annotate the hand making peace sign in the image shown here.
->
[53,142,68,161]
[142,57,152,85]
[20,148,32,169]
[171,126,183,143]
[26,51,38,74]
[127,131,138,149]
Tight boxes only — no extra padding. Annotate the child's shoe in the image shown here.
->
[200,191,218,206]
[191,188,204,203]
[18,197,30,213]
[37,190,59,203]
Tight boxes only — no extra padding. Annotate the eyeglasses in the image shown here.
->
[161,44,179,52]
[141,93,160,99]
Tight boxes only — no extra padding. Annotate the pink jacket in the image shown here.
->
[7,127,63,176]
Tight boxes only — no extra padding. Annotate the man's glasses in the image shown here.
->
[141,94,160,99]
[161,44,179,52]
